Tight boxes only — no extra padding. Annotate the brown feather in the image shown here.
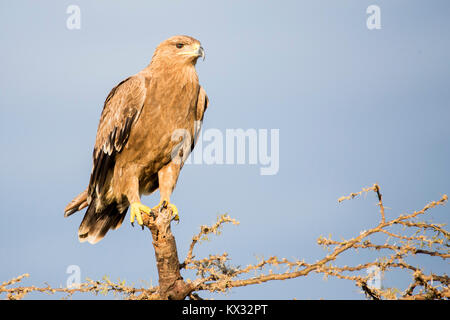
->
[65,35,209,244]
[64,189,88,217]
[88,76,147,201]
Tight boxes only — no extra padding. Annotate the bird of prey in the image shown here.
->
[64,35,209,244]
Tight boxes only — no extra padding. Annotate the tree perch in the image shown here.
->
[140,206,194,300]
[1,184,448,300]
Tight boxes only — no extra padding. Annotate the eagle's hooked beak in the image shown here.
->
[177,44,205,61]
[198,46,205,61]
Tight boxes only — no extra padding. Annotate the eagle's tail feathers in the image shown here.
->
[64,189,88,217]
[78,201,127,244]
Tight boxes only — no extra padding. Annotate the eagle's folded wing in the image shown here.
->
[192,86,209,149]
[88,76,147,200]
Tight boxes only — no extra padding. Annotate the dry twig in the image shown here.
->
[1,184,448,300]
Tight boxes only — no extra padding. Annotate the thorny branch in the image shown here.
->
[1,183,448,300]
[0,274,155,300]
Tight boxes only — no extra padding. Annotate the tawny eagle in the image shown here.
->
[64,35,208,244]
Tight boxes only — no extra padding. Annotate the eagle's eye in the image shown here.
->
[176,43,184,49]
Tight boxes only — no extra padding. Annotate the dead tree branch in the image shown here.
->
[1,184,448,300]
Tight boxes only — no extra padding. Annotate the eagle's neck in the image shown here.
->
[145,59,198,88]
[141,60,199,110]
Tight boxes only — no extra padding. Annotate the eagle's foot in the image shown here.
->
[152,199,180,222]
[130,202,151,228]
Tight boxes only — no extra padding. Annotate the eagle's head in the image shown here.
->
[152,35,205,66]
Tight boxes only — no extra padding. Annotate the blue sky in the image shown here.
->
[0,0,449,299]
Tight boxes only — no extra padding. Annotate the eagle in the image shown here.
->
[64,35,209,244]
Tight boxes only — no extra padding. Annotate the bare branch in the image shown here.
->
[2,184,447,300]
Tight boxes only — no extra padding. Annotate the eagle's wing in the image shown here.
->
[192,86,209,148]
[196,85,209,121]
[88,76,146,201]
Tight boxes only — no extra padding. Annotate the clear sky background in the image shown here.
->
[0,0,449,299]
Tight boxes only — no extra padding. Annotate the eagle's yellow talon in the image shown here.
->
[169,203,179,222]
[152,199,180,222]
[130,202,150,226]
[151,201,163,213]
